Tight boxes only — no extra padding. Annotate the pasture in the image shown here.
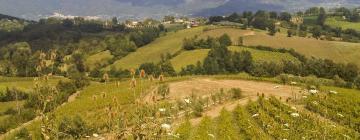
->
[85,50,114,70]
[326,17,360,31]
[108,26,206,70]
[170,49,210,72]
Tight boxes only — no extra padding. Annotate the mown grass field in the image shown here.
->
[0,101,24,114]
[229,46,300,64]
[200,27,360,66]
[326,17,360,31]
[170,49,210,72]
[108,26,206,70]
[0,76,66,92]
[85,50,114,70]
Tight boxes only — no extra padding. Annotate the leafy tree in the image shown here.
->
[209,16,224,23]
[218,34,232,46]
[72,53,86,73]
[269,11,278,19]
[232,50,253,73]
[280,12,292,22]
[112,17,118,25]
[299,24,307,31]
[287,29,296,37]
[226,13,240,22]
[349,9,360,22]
[5,42,33,76]
[317,7,327,26]
[159,61,176,76]
[311,26,322,39]
[139,62,160,76]
[268,22,276,36]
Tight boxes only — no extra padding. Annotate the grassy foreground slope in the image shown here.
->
[109,27,205,70]
[326,17,360,31]
[201,27,360,66]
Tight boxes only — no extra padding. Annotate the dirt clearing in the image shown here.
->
[168,78,302,101]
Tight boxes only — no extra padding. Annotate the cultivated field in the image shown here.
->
[0,76,66,92]
[326,17,360,31]
[201,27,360,66]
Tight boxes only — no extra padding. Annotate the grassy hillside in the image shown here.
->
[85,50,114,70]
[0,76,66,92]
[171,49,210,72]
[108,26,206,70]
[229,46,300,64]
[201,27,360,66]
[326,17,360,31]
[199,27,256,42]
[170,46,300,72]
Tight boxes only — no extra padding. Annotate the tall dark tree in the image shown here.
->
[218,34,232,46]
[269,11,278,19]
[317,7,327,26]
[280,12,292,22]
[268,22,276,36]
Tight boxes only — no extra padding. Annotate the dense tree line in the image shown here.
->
[183,34,232,50]
[180,42,360,87]
[138,53,176,77]
[0,17,162,77]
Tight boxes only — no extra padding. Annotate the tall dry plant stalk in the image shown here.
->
[139,69,146,98]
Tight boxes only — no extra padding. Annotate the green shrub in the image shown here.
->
[192,101,204,117]
[58,115,92,139]
[230,88,243,99]
[14,128,31,140]
[0,87,28,102]
[157,84,170,99]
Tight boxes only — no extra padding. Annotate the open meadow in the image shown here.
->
[108,26,206,70]
[326,17,360,31]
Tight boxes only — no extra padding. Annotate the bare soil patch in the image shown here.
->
[168,78,301,101]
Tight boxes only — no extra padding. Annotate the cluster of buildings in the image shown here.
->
[124,17,201,28]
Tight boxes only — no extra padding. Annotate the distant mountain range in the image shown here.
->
[0,0,359,20]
